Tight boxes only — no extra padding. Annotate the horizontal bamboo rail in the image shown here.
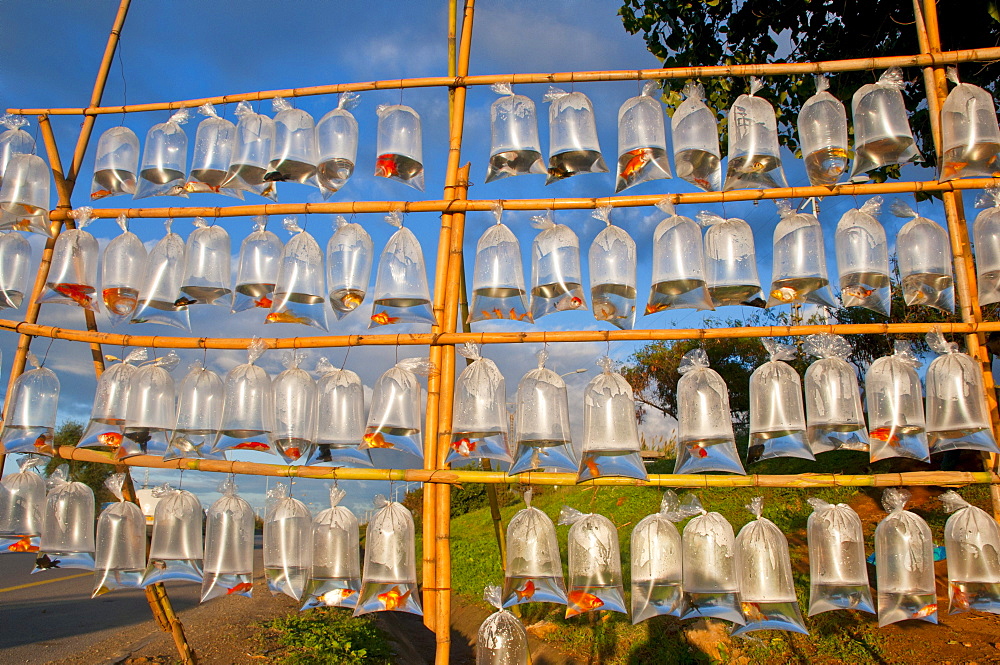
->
[9,46,1000,116]
[54,445,998,488]
[38,177,1000,222]
[5,319,1000,350]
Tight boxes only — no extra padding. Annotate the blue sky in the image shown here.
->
[0,0,958,514]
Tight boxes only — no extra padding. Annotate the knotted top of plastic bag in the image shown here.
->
[249,216,268,234]
[747,77,764,97]
[557,505,590,526]
[395,357,436,376]
[114,213,130,234]
[104,348,148,366]
[889,198,920,220]
[105,473,127,502]
[655,197,679,218]
[163,218,177,237]
[332,215,350,231]
[328,485,347,508]
[597,356,614,375]
[530,210,557,232]
[266,481,290,505]
[315,357,338,376]
[679,493,707,516]
[682,81,705,100]
[761,338,795,363]
[26,351,41,369]
[491,82,516,97]
[639,80,659,98]
[696,211,734,228]
[283,216,305,235]
[658,489,703,522]
[746,496,764,519]
[218,476,239,496]
[384,210,405,230]
[882,487,911,513]
[939,490,973,514]
[926,327,960,355]
[975,187,1000,209]
[591,204,614,226]
[804,333,852,360]
[775,199,797,221]
[535,349,548,369]
[0,113,28,131]
[336,91,360,111]
[68,207,94,229]
[488,201,505,226]
[18,455,46,473]
[272,97,294,114]
[47,465,68,489]
[458,341,483,362]
[857,195,883,217]
[891,340,922,368]
[192,217,212,231]
[198,102,221,119]
[373,493,391,510]
[247,337,268,365]
[151,482,175,499]
[145,350,180,372]
[234,101,256,120]
[522,487,534,508]
[282,349,307,370]
[877,67,906,90]
[679,348,710,374]
[543,86,571,104]
[814,74,830,94]
[165,108,190,129]
[483,585,505,611]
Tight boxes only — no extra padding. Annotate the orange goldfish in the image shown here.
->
[692,177,712,191]
[98,432,122,448]
[340,293,363,310]
[319,588,357,605]
[54,283,93,307]
[261,183,276,198]
[33,434,53,454]
[645,302,668,315]
[567,590,604,613]
[266,311,312,325]
[284,447,302,460]
[375,154,400,179]
[510,308,532,322]
[514,580,536,601]
[583,456,600,477]
[842,285,875,300]
[371,311,401,325]
[234,441,269,452]
[688,441,709,458]
[227,581,253,595]
[741,601,767,622]
[7,536,38,553]
[13,218,33,232]
[555,295,584,311]
[254,296,272,309]
[451,437,477,457]
[770,286,798,303]
[479,309,494,320]
[363,431,394,449]
[912,603,937,618]
[620,148,654,182]
[378,585,412,610]
[951,583,971,610]
[91,189,113,200]
[870,427,901,447]
[941,161,967,180]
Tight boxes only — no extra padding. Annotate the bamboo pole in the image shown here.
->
[10,46,1000,117]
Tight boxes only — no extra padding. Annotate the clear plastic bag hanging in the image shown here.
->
[131,220,191,330]
[1,353,59,455]
[317,92,360,196]
[806,498,874,616]
[0,153,52,236]
[803,334,869,454]
[578,357,646,482]
[0,230,31,309]
[798,75,849,186]
[38,206,99,310]
[78,349,146,455]
[748,339,813,464]
[974,188,1000,305]
[502,490,567,607]
[184,103,242,198]
[559,506,627,617]
[267,217,328,331]
[369,211,436,327]
[302,487,361,610]
[588,205,637,329]
[355,495,422,616]
[0,114,36,187]
[940,68,1000,181]
[215,338,275,455]
[866,341,929,462]
[179,218,232,307]
[680,495,744,624]
[835,196,891,315]
[264,482,313,600]
[673,349,745,474]
[267,97,318,185]
[875,488,937,626]
[940,491,1000,615]
[892,199,954,312]
[723,77,787,191]
[313,359,371,467]
[362,358,433,464]
[477,586,528,665]
[91,125,138,199]
[232,216,283,313]
[767,200,836,308]
[134,109,190,199]
[699,212,764,308]
[530,211,587,320]
[326,215,373,320]
[485,83,545,183]
[646,199,713,315]
[543,87,608,184]
[374,104,424,191]
[165,361,225,461]
[271,350,317,464]
[510,350,577,475]
[615,81,672,192]
[201,478,256,602]
[37,466,96,572]
[141,484,204,585]
[630,491,689,623]
[120,351,180,459]
[469,204,530,323]
[671,82,722,191]
[102,214,147,325]
[850,68,922,180]
[732,497,809,636]
[222,101,277,200]
[93,474,145,596]
[0,456,45,553]
[447,343,509,465]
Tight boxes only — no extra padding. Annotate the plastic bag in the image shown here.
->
[36,466,96,572]
[767,200,836,308]
[747,339,813,464]
[201,477,255,602]
[509,350,576,475]
[646,199,713,315]
[313,358,371,467]
[671,82,721,191]
[0,353,59,455]
[131,220,191,330]
[469,204,530,323]
[974,189,1000,305]
[120,351,180,459]
[78,348,147,455]
[485,83,545,183]
[502,490,567,607]
[361,358,433,464]
[316,92,360,196]
[806,498,874,615]
[267,97,318,185]
[680,495,744,624]
[141,484,204,585]
[0,230,30,309]
[925,329,1000,454]
[723,77,787,191]
[0,153,52,236]
[630,491,690,623]
[530,211,587,320]
[264,482,313,600]
[179,218,231,308]
[589,205,637,329]
[0,456,45,553]
[266,217,328,331]
[559,506,627,617]
[102,214,147,325]
[699,212,764,307]
[798,75,849,186]
[850,68,922,180]
[673,349,745,474]
[369,211,436,327]
[940,490,1000,614]
[578,357,646,482]
[477,585,528,665]
[0,114,36,187]
[302,486,361,610]
[38,206,99,310]
[232,216,283,313]
[447,343,510,465]
[374,104,424,191]
[803,334,868,454]
[865,341,929,462]
[215,338,275,454]
[93,473,145,596]
[543,87,608,184]
[732,497,808,636]
[271,350,317,464]
[875,488,937,626]
[835,196,891,315]
[615,81,672,192]
[355,495,422,616]
[184,103,242,198]
[165,361,225,461]
[134,109,190,199]
[326,215,373,320]
[91,125,139,200]
[940,68,1000,180]
[892,199,954,312]
[222,101,277,200]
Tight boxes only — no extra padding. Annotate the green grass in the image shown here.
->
[256,608,394,664]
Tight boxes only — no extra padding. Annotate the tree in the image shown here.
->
[43,421,117,504]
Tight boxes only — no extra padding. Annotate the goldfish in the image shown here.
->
[842,284,875,300]
[234,441,270,452]
[173,296,197,307]
[479,309,494,320]
[91,189,113,199]
[319,588,357,606]
[692,177,712,191]
[227,581,253,595]
[869,427,901,447]
[592,299,617,320]
[284,447,302,460]
[912,603,937,618]
[510,308,532,322]
[687,441,709,458]
[98,432,123,448]
[371,311,401,326]
[54,283,93,307]
[741,601,767,622]
[583,456,600,477]
[340,293,363,310]
[567,590,604,613]
[739,158,769,173]
[261,183,276,198]
[378,585,412,610]
[514,580,536,601]
[770,286,798,303]
[451,437,476,457]
[266,311,312,325]
[620,148,654,182]
[13,218,33,231]
[35,554,61,569]
[254,296,272,309]
[555,295,584,311]
[363,431,394,449]
[375,154,401,179]
[951,583,971,610]
[7,536,38,552]
[33,435,53,454]
[941,161,967,180]
[645,301,668,315]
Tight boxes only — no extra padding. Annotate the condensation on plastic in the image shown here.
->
[747,338,813,464]
[268,97,318,186]
[355,496,422,616]
[974,188,1000,305]
[91,125,139,199]
[673,349,745,475]
[263,482,313,600]
[165,361,225,461]
[850,68,922,180]
[326,215,373,321]
[646,199,713,314]
[215,338,275,454]
[120,351,179,459]
[38,207,99,310]
[502,490,567,607]
[78,349,146,453]
[892,199,954,313]
[680,495,745,624]
[134,109,190,199]
[543,87,608,184]
[313,359,371,468]
[131,220,191,330]
[630,491,690,623]
[589,205,637,329]
[615,81,672,192]
[317,92,361,197]
[222,101,277,201]
[699,212,764,308]
[184,103,242,199]
[835,196,891,315]
[578,357,646,482]
[0,230,31,309]
[671,82,722,192]
[374,104,424,191]
[559,506,627,617]
[485,83,545,183]
[1,353,59,455]
[798,75,850,186]
[477,585,529,665]
[865,341,929,462]
[0,456,46,553]
[102,214,147,325]
[469,204,530,323]
[141,485,204,585]
[362,358,433,466]
[803,334,869,454]
[232,216,283,313]
[302,486,361,611]
[530,211,587,320]
[267,217,328,331]
[806,498,874,616]
[724,78,787,191]
[939,68,1000,181]
[370,211,436,327]
[179,218,232,308]
[446,343,510,466]
[875,488,937,627]
[271,351,317,464]
[509,350,576,475]
[766,200,836,308]
[93,473,145,596]
[0,153,52,236]
[940,490,1000,615]
[37,467,96,572]
[201,478,255,602]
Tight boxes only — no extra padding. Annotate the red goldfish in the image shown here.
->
[284,447,302,460]
[254,296,272,309]
[371,311,401,326]
[692,177,712,191]
[514,580,536,602]
[645,302,668,315]
[265,311,312,325]
[54,283,93,307]
[98,432,122,448]
[33,435,53,454]
[227,581,253,595]
[951,583,971,610]
[842,285,875,300]
[567,590,604,614]
[7,536,38,553]
[233,441,269,452]
[451,437,476,457]
[91,189,113,200]
[687,441,710,458]
[375,154,400,179]
[870,427,901,447]
[378,585,412,610]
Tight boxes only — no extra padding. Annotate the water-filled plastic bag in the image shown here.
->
[120,351,179,459]
[301,487,361,610]
[589,205,637,329]
[892,199,954,312]
[179,218,232,308]
[747,339,813,464]
[201,478,255,602]
[865,341,929,462]
[131,220,191,330]
[798,75,849,185]
[477,585,528,665]
[91,125,138,200]
[485,83,545,183]
[101,214,147,325]
[326,215,372,320]
[355,495,422,616]
[578,357,646,482]
[468,204,530,323]
[939,68,1000,181]
[806,498,874,615]
[38,207,99,310]
[165,361,225,461]
[267,217,328,331]
[875,488,937,626]
[0,456,45,553]
[509,350,576,475]
[502,490,567,607]
[271,350,317,464]
[940,491,1000,615]
[835,196,891,315]
[215,338,275,455]
[766,200,835,308]
[134,109,190,199]
[264,482,312,600]
[530,211,586,320]
[615,81,672,192]
[78,349,146,455]
[374,104,424,191]
[93,474,145,595]
[36,466,96,572]
[543,87,608,184]
[267,97,318,186]
[803,334,868,454]
[673,350,745,474]
[184,103,242,198]
[680,495,744,624]
[447,343,509,465]
[232,216,283,313]
[723,78,787,191]
[141,484,204,585]
[671,83,722,192]
[646,199,712,314]
[369,211,436,327]
[1,353,59,455]
[850,68,922,180]
[700,212,764,307]
[313,358,370,467]
[559,506,627,617]
[316,92,360,196]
